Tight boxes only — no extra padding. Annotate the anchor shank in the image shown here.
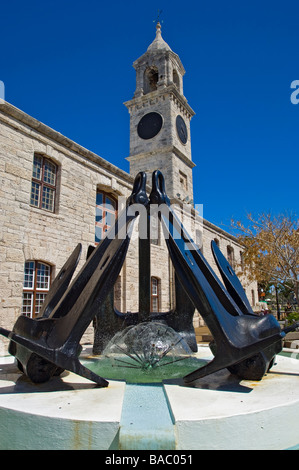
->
[138,213,151,321]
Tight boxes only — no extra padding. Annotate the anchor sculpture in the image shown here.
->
[0,170,296,386]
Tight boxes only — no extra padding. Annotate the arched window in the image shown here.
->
[151,277,160,312]
[30,154,58,212]
[22,261,52,318]
[227,245,235,269]
[214,238,220,247]
[173,69,180,90]
[95,191,117,244]
[144,66,159,94]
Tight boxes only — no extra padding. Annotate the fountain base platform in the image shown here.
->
[0,345,298,450]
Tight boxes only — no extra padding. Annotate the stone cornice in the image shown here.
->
[124,85,195,119]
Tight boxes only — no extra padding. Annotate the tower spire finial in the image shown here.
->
[153,9,163,28]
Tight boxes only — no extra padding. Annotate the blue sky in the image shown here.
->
[1,0,298,232]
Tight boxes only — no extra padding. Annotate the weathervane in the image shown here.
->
[153,9,163,25]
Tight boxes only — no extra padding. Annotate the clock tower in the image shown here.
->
[124,22,195,201]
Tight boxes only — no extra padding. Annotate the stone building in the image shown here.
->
[0,24,258,352]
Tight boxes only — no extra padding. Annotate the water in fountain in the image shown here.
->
[85,322,206,383]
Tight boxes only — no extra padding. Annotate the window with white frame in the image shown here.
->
[151,277,160,312]
[22,261,52,318]
[30,154,58,212]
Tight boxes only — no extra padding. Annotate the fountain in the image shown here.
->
[87,322,205,383]
[0,170,299,450]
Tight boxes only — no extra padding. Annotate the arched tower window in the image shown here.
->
[144,66,159,94]
[173,69,180,90]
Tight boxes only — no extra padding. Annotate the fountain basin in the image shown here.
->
[0,346,298,450]
[91,322,201,383]
[85,354,205,383]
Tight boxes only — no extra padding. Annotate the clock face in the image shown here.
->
[137,112,163,140]
[176,115,188,144]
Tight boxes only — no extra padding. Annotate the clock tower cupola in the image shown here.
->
[124,22,195,201]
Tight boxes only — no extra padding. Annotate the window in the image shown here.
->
[179,171,188,191]
[95,191,117,244]
[227,246,235,269]
[173,69,180,90]
[214,238,220,247]
[22,261,52,318]
[151,277,160,312]
[144,66,159,94]
[30,154,57,212]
